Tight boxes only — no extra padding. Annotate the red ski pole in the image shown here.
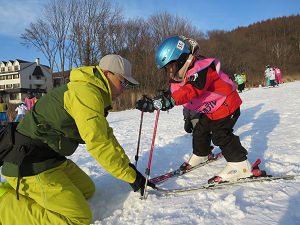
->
[142,109,160,199]
[135,109,144,167]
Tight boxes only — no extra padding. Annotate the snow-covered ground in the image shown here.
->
[69,81,300,225]
[4,81,300,224]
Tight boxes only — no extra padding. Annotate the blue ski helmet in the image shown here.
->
[155,36,191,69]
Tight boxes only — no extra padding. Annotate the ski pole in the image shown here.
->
[142,109,160,199]
[135,109,144,167]
[134,94,150,167]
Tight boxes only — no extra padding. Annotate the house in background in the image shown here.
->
[0,58,52,103]
[52,70,70,88]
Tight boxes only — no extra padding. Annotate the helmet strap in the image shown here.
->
[176,54,194,81]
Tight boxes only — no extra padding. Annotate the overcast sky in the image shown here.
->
[0,0,299,66]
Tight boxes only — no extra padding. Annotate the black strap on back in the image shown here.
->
[0,123,23,199]
[0,123,64,200]
[5,145,27,200]
[0,122,19,167]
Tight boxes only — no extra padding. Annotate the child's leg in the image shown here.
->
[211,108,247,162]
[241,83,245,91]
[238,84,241,92]
[3,113,7,124]
[15,114,21,122]
[0,113,3,125]
[271,80,275,86]
[267,77,270,86]
[192,117,212,157]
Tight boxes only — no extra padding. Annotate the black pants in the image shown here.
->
[270,80,276,87]
[238,83,245,92]
[192,108,248,162]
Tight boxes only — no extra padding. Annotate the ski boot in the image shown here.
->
[208,159,253,184]
[208,159,266,184]
[180,146,215,172]
[180,153,214,172]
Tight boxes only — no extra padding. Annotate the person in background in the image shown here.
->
[264,65,271,87]
[274,66,283,84]
[0,54,155,225]
[235,74,245,93]
[136,36,260,184]
[24,92,37,111]
[232,73,237,82]
[269,67,277,87]
[241,71,247,89]
[14,102,28,122]
[0,97,8,125]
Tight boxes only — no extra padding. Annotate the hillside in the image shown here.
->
[198,15,300,84]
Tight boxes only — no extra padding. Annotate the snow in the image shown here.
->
[4,81,300,224]
[69,81,300,225]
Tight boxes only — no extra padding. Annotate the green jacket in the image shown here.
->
[0,103,7,112]
[2,66,136,183]
[235,75,244,85]
[241,74,246,82]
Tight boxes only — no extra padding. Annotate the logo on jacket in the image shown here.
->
[198,100,217,113]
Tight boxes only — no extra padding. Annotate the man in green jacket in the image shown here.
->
[0,54,154,225]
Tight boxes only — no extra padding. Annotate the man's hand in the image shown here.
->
[135,95,155,113]
[129,164,156,196]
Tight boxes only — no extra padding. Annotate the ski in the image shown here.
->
[149,152,223,184]
[153,173,295,194]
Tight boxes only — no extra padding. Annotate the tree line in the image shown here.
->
[21,0,300,111]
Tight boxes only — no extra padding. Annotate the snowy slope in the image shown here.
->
[69,81,300,225]
[3,81,299,224]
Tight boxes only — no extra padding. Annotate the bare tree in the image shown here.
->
[148,11,205,46]
[44,0,75,81]
[21,0,76,84]
[21,19,57,73]
[70,0,123,66]
[21,0,123,79]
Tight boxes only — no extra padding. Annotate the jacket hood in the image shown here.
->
[69,66,112,104]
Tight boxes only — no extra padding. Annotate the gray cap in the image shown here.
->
[99,54,139,85]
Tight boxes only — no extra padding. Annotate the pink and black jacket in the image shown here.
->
[170,58,242,120]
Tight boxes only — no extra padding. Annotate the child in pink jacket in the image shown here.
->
[24,92,37,110]
[274,66,283,84]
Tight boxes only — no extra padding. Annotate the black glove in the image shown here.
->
[184,118,193,133]
[129,164,156,196]
[153,91,175,111]
[135,95,155,113]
